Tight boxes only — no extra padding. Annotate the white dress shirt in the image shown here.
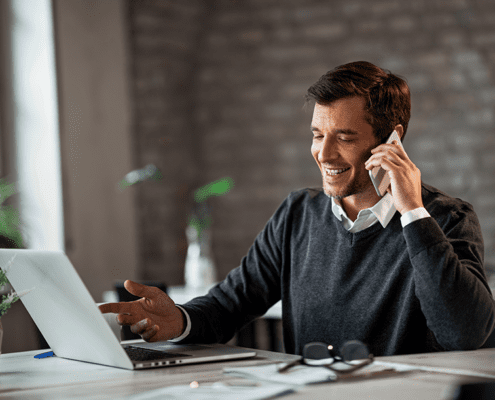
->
[331,192,430,232]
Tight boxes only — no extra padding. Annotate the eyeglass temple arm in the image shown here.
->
[327,355,374,374]
[277,357,303,373]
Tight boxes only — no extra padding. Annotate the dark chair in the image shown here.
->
[481,327,495,349]
[481,264,495,348]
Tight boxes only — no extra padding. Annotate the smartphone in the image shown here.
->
[369,130,404,197]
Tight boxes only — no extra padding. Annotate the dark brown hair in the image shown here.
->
[306,61,411,143]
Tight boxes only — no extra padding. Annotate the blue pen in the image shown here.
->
[34,351,55,359]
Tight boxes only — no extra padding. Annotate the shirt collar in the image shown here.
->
[331,193,397,229]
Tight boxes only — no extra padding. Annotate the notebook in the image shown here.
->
[1,249,256,370]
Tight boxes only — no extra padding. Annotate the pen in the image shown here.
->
[34,351,55,359]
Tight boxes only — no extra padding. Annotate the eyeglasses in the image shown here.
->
[278,340,374,374]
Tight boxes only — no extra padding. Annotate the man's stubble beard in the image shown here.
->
[322,147,376,200]
[323,179,369,200]
[322,168,372,200]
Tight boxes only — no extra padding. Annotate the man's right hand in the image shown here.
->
[98,280,185,342]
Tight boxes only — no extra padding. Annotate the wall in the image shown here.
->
[54,0,138,301]
[128,0,495,286]
[127,0,212,284]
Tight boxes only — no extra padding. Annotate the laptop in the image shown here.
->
[1,249,256,370]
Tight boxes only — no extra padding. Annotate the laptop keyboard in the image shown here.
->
[123,345,190,362]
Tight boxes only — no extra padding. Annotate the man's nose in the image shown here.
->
[318,136,338,163]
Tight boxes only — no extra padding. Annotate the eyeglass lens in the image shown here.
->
[341,340,370,361]
[303,342,330,360]
[303,340,370,361]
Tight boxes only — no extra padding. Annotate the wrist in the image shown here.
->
[169,305,191,342]
[398,202,424,215]
[400,207,430,228]
[177,307,186,336]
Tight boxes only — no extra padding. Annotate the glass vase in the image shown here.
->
[184,225,216,289]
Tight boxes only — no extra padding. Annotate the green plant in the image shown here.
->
[0,256,19,317]
[188,177,234,239]
[0,179,22,248]
[0,255,33,317]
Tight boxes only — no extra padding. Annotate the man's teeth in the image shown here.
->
[325,168,349,176]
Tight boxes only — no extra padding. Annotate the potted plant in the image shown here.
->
[0,256,20,354]
[0,179,25,354]
[184,177,234,289]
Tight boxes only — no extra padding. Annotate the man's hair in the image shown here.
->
[306,61,411,143]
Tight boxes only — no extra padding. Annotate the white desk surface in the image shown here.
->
[2,342,494,400]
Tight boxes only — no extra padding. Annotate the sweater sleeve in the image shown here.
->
[176,196,289,344]
[403,203,495,350]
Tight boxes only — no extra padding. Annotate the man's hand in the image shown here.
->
[365,140,423,215]
[98,280,185,342]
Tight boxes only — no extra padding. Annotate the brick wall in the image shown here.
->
[127,0,495,286]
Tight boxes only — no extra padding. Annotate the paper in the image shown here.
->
[372,360,495,380]
[224,362,337,386]
[127,381,293,400]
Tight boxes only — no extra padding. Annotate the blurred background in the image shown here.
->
[1,0,495,353]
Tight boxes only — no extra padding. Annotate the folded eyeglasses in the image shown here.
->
[278,340,374,374]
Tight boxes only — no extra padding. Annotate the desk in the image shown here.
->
[1,343,494,399]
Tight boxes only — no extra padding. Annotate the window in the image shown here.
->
[2,0,64,251]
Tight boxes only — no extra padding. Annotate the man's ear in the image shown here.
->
[394,124,404,140]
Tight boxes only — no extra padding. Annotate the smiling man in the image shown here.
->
[100,61,495,356]
[312,97,377,202]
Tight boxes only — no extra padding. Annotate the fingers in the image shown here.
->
[98,302,135,314]
[116,313,141,326]
[130,318,150,334]
[130,318,159,341]
[371,141,408,160]
[365,150,400,171]
[124,280,158,300]
[141,325,159,341]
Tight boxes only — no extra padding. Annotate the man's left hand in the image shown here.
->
[365,141,423,215]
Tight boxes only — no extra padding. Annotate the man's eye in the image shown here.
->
[339,137,354,142]
[313,135,323,140]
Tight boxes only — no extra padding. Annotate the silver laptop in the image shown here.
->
[2,249,256,370]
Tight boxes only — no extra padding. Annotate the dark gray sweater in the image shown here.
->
[181,184,495,356]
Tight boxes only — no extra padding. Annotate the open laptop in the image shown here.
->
[1,249,256,370]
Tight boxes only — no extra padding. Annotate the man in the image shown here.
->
[100,61,495,356]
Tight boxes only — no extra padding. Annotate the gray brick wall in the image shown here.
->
[127,0,495,286]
